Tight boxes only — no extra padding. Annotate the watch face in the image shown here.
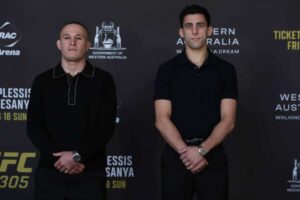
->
[198,146,207,156]
[73,153,81,162]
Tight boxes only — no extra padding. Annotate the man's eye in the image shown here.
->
[197,24,206,28]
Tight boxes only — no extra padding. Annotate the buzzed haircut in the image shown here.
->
[59,21,90,40]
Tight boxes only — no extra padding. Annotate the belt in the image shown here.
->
[184,138,203,146]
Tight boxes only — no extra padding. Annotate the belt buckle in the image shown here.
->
[185,138,203,145]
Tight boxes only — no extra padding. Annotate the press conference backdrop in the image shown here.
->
[0,0,299,199]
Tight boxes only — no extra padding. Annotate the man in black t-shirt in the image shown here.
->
[154,5,238,200]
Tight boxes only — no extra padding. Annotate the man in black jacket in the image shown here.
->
[27,21,116,200]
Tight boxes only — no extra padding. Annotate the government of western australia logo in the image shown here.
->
[0,21,22,56]
[287,159,300,192]
[89,22,127,60]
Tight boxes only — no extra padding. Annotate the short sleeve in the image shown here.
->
[154,64,173,100]
[221,64,238,100]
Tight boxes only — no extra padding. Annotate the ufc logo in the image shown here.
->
[0,152,36,173]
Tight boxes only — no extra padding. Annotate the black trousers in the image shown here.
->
[34,168,106,200]
[161,145,228,200]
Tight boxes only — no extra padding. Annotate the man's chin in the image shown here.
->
[187,45,205,51]
[63,56,84,62]
[185,41,206,50]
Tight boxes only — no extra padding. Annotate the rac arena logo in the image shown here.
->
[0,22,22,56]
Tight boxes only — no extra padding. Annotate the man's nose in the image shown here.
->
[192,26,199,34]
[70,38,76,45]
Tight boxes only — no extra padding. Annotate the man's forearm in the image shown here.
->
[202,99,237,153]
[156,117,187,152]
[201,118,235,153]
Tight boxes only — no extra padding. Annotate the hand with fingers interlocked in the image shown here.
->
[178,146,208,174]
[53,151,85,175]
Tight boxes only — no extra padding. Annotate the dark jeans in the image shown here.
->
[34,168,106,200]
[161,145,228,200]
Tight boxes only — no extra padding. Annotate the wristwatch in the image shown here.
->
[198,145,208,156]
[72,151,82,162]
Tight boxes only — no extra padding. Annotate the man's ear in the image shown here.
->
[179,28,184,38]
[56,40,61,50]
[86,41,91,50]
[207,26,213,37]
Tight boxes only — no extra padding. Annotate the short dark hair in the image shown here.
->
[59,21,90,40]
[179,5,211,28]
